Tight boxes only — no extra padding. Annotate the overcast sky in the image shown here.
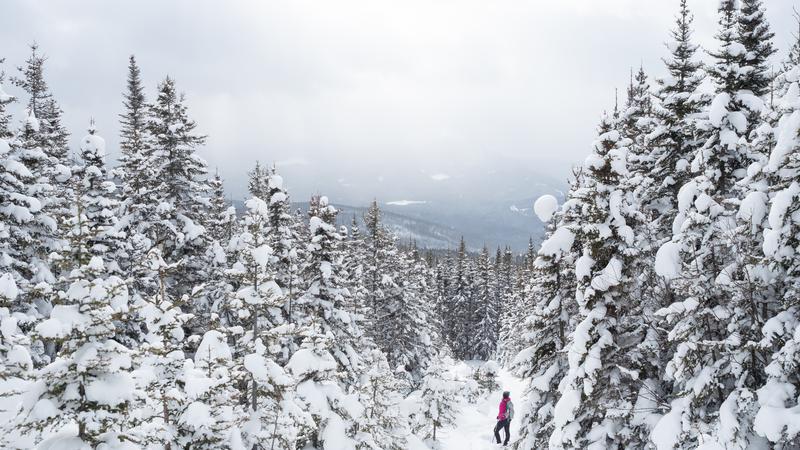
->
[2,0,797,205]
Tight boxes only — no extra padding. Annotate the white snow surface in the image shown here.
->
[0,273,19,300]
[81,133,106,158]
[539,227,575,257]
[438,363,526,450]
[533,194,559,222]
[655,242,682,280]
[386,200,428,206]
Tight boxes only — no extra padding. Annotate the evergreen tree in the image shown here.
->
[361,201,400,355]
[737,0,776,98]
[191,170,235,336]
[247,161,269,200]
[61,123,122,273]
[652,2,772,446]
[117,55,151,236]
[206,170,237,245]
[649,0,706,229]
[298,196,363,386]
[12,44,69,162]
[449,237,474,359]
[355,349,409,450]
[0,273,33,405]
[224,197,309,446]
[472,245,498,360]
[180,329,242,448]
[550,112,643,448]
[225,195,286,378]
[416,356,465,442]
[0,59,14,139]
[265,166,301,323]
[11,45,71,294]
[513,199,577,449]
[132,249,194,449]
[749,57,800,447]
[0,109,39,291]
[344,215,370,330]
[19,258,134,448]
[145,76,210,294]
[391,244,438,379]
[287,330,362,449]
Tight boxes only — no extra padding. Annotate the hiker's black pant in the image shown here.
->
[494,418,510,444]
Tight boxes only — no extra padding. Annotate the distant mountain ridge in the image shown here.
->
[233,194,561,252]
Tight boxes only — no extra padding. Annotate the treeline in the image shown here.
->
[0,46,518,448]
[506,0,800,448]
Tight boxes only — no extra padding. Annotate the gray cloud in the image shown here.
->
[1,0,796,205]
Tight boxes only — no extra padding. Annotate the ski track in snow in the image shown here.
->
[439,367,526,450]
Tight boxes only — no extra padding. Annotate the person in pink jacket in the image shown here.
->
[494,391,514,446]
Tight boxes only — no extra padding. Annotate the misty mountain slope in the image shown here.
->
[234,195,561,252]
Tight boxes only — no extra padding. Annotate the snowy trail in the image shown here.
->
[439,368,526,450]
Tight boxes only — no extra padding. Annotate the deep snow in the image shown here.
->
[439,365,526,450]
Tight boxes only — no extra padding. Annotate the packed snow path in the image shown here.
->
[439,366,526,450]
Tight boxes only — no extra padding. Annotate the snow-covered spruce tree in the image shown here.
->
[287,329,362,449]
[343,215,371,331]
[247,160,269,200]
[361,200,424,373]
[206,170,237,247]
[432,253,453,352]
[145,76,210,295]
[18,257,134,448]
[649,0,706,236]
[179,329,242,448]
[651,2,772,447]
[223,195,313,449]
[390,243,438,380]
[736,0,775,100]
[448,237,475,360]
[297,196,364,387]
[355,348,409,450]
[617,65,680,445]
[500,240,536,366]
[225,195,287,369]
[495,246,517,363]
[221,196,307,447]
[0,272,33,394]
[416,356,464,442]
[264,166,302,323]
[116,55,151,247]
[473,359,500,396]
[0,60,14,139]
[236,331,310,449]
[0,104,38,286]
[59,123,122,274]
[512,196,578,450]
[549,112,644,449]
[131,249,194,449]
[196,170,236,334]
[12,44,69,166]
[11,45,71,302]
[361,200,392,346]
[472,245,498,360]
[750,61,800,447]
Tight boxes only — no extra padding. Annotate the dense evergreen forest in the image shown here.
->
[0,44,524,450]
[2,0,800,448]
[509,0,800,448]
